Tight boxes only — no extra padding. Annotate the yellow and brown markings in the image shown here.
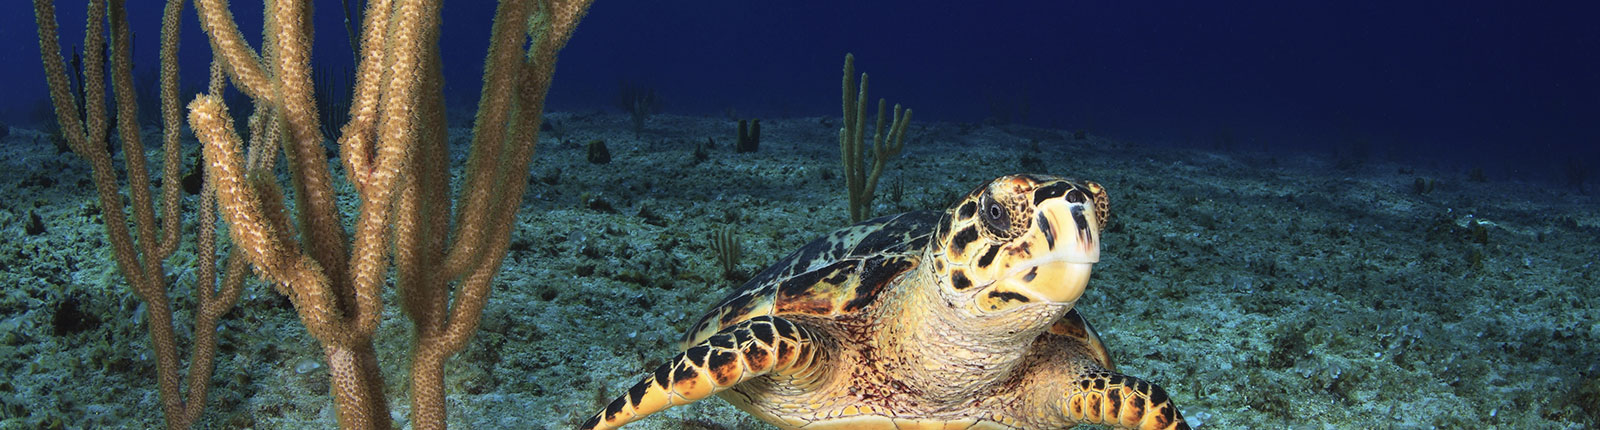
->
[772,255,918,316]
[947,225,981,261]
[1046,308,1114,370]
[935,176,1105,261]
[938,177,1032,271]
[1061,371,1190,430]
[979,290,1033,308]
[931,175,1111,312]
[580,316,826,430]
[683,212,935,347]
[1085,181,1109,231]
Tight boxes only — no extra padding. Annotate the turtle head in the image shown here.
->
[932,174,1108,314]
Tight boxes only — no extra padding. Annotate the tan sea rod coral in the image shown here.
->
[33,0,594,428]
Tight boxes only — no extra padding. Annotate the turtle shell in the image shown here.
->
[681,211,939,348]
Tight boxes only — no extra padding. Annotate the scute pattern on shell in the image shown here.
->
[681,211,939,348]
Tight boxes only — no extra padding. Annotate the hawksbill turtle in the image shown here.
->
[580,174,1190,430]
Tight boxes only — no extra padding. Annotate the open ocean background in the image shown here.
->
[3,1,1597,181]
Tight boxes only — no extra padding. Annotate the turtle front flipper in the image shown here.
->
[578,316,827,430]
[1059,370,1191,430]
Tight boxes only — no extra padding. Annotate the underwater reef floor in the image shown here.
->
[2,112,1597,429]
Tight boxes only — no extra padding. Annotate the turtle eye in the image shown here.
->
[980,194,1010,234]
[1065,189,1086,204]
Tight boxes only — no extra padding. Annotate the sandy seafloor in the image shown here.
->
[1,112,1597,429]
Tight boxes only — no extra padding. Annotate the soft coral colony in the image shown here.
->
[33,0,593,428]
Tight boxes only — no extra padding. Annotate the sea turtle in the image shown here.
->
[579,174,1190,430]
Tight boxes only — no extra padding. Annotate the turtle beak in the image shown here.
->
[996,198,1100,304]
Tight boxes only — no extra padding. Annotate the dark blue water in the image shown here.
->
[5,1,1596,186]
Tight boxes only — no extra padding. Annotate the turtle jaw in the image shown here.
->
[996,261,1095,305]
[1005,198,1101,304]
[973,198,1102,310]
